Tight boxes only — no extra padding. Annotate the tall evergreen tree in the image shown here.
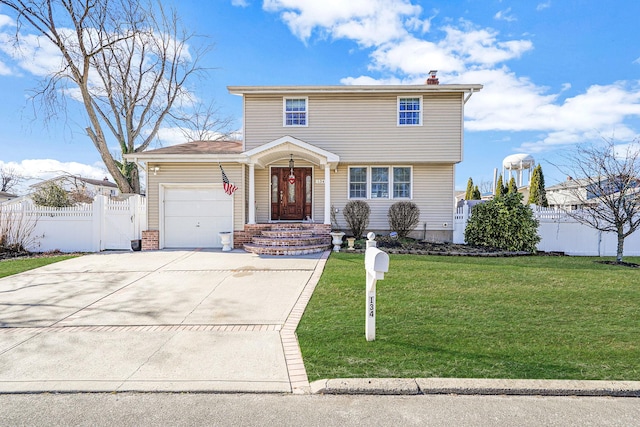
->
[528,164,549,207]
[465,177,474,200]
[472,185,481,200]
[508,177,518,194]
[495,175,505,198]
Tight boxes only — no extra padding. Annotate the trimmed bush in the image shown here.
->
[464,192,540,252]
[388,201,420,238]
[343,200,370,238]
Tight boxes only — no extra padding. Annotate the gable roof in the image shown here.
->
[125,140,247,163]
[31,175,118,189]
[0,191,18,199]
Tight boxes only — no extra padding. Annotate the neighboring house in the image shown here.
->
[125,78,482,252]
[546,176,640,210]
[0,191,18,203]
[30,175,119,199]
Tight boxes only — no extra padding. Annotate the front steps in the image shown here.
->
[243,224,331,256]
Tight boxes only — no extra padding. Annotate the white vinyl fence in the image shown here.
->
[0,195,146,252]
[454,201,640,256]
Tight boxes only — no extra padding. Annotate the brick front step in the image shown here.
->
[251,236,331,247]
[261,229,315,238]
[241,223,331,256]
[243,242,329,256]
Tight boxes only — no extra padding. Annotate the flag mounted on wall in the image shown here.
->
[220,164,238,196]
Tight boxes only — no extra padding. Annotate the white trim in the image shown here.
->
[370,166,390,200]
[348,166,368,200]
[392,165,413,199]
[228,84,483,95]
[159,183,234,249]
[244,135,340,169]
[397,96,423,126]
[283,97,309,127]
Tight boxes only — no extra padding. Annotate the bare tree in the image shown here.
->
[0,0,214,194]
[553,137,640,263]
[177,101,234,142]
[0,166,23,193]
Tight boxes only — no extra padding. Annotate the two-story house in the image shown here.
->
[126,79,482,253]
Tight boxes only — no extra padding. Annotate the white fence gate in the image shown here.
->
[1,195,146,253]
[454,201,640,256]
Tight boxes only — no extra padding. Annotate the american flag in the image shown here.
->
[220,164,238,196]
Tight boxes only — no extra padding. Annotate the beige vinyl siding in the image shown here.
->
[330,164,454,232]
[244,93,463,163]
[146,162,244,231]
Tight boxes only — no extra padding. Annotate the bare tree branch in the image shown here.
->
[0,0,217,194]
[550,137,640,262]
[0,166,24,193]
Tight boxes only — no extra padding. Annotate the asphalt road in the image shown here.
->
[1,393,638,426]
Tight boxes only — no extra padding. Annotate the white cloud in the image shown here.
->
[0,13,14,28]
[0,60,10,75]
[263,0,423,46]
[0,32,65,77]
[263,1,640,156]
[536,1,551,11]
[494,8,517,22]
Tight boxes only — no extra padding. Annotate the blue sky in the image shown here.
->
[1,0,640,193]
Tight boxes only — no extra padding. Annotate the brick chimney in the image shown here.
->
[426,70,439,85]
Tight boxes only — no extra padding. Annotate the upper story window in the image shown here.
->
[398,96,422,126]
[284,97,308,126]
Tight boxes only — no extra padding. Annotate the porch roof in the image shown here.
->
[123,137,340,169]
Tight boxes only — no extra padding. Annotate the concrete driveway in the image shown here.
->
[0,249,328,393]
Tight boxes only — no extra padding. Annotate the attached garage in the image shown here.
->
[161,185,233,248]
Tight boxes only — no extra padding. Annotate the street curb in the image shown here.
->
[310,378,640,397]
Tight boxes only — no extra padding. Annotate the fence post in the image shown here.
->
[129,195,139,239]
[462,201,469,224]
[92,195,107,252]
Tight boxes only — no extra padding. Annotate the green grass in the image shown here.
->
[297,253,640,381]
[0,255,79,278]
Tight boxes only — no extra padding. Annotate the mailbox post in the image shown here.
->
[364,233,389,341]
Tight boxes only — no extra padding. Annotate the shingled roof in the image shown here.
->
[141,140,243,155]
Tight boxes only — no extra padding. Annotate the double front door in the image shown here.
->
[271,167,312,221]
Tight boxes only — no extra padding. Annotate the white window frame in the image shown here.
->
[347,166,413,200]
[397,96,422,126]
[348,166,368,199]
[370,166,390,199]
[283,97,308,127]
[392,166,413,199]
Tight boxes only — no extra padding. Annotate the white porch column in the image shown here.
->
[248,163,256,224]
[324,165,331,225]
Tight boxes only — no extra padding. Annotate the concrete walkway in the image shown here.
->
[0,249,328,394]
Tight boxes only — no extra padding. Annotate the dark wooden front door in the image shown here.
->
[270,167,312,221]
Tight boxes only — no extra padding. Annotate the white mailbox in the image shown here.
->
[364,234,390,341]
[365,248,389,284]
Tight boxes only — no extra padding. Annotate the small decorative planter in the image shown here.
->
[219,232,232,252]
[329,231,345,252]
[346,237,356,250]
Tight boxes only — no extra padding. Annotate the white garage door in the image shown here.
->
[163,187,233,248]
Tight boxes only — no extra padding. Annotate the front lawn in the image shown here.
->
[297,253,640,381]
[0,255,79,278]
